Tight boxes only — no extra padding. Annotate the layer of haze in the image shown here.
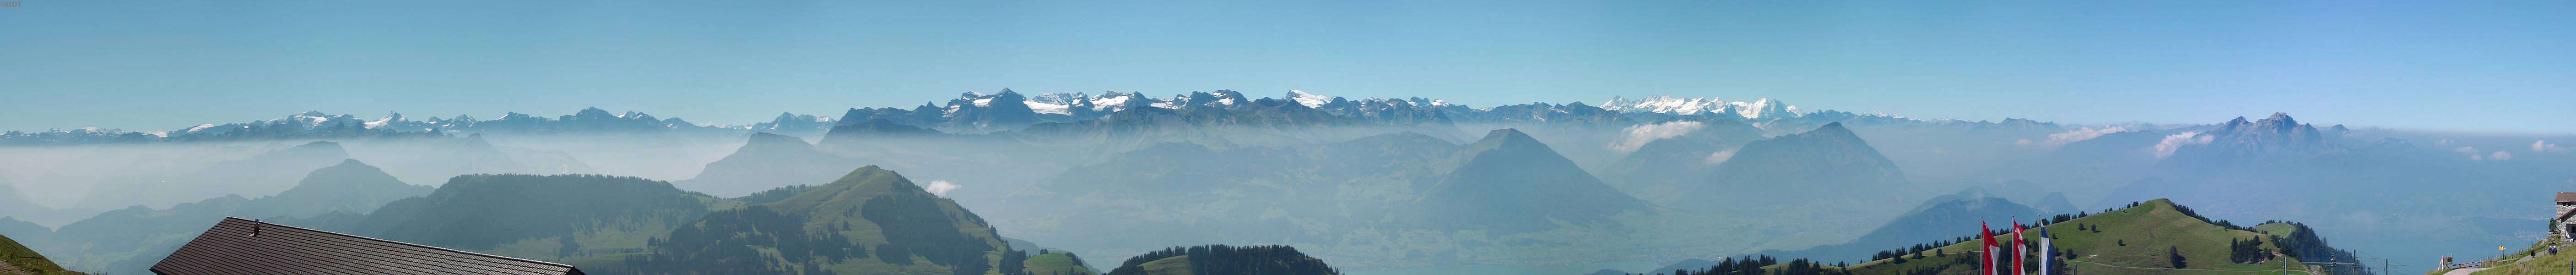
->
[3,1,2572,133]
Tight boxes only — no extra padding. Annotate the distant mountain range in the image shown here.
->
[1597,95,1802,121]
[0,90,1910,145]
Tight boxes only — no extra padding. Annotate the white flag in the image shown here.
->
[2038,226,2052,275]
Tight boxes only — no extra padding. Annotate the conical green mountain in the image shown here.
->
[1403,129,1651,234]
[614,166,1012,275]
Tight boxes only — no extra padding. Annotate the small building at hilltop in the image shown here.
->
[152,217,584,275]
[2556,192,2576,242]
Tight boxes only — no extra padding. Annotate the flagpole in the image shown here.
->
[1981,217,1995,275]
[2013,216,2027,275]
[2038,225,2052,275]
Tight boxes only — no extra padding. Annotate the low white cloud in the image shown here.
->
[2015,139,2035,145]
[1611,121,1705,153]
[1703,149,1738,165]
[2151,132,2214,159]
[2458,147,2509,161]
[2537,140,2569,152]
[925,180,961,196]
[2040,126,2129,146]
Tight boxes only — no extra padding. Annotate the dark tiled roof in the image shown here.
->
[152,217,583,275]
[2559,192,2576,203]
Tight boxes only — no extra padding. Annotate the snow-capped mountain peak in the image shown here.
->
[1732,98,1800,120]
[1596,95,1802,120]
[1288,90,1338,108]
[365,112,406,129]
[1601,95,1728,115]
[1026,100,1070,115]
[1091,91,1139,111]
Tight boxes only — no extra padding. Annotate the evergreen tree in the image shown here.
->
[2167,246,2187,269]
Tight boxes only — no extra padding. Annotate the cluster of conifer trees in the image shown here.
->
[1659,256,1848,275]
[2226,237,2273,264]
[2266,221,2367,275]
[1105,244,1338,275]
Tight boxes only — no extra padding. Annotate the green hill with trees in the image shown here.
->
[602,165,1096,275]
[1634,199,2363,275]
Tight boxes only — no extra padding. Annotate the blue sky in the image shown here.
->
[4,1,2572,133]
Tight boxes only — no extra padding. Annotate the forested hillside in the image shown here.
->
[1106,245,1338,275]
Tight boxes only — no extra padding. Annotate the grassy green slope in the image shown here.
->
[2446,237,2567,275]
[1823,199,2311,275]
[0,234,82,275]
[1022,253,1099,275]
[776,165,1012,274]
